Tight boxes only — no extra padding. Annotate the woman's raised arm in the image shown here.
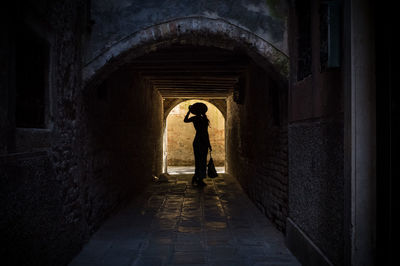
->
[184,107,193,123]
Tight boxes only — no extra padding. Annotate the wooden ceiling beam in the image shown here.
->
[152,82,236,87]
[146,76,238,81]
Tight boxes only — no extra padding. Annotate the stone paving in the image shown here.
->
[69,174,300,266]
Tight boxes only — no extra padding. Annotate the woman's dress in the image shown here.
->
[191,116,210,180]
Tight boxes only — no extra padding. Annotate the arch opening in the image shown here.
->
[164,100,225,175]
[79,42,289,236]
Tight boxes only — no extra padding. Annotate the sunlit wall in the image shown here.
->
[166,100,225,167]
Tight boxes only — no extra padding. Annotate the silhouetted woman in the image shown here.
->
[184,102,212,186]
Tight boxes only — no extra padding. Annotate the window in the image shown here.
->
[15,24,49,128]
[320,0,341,70]
[296,0,312,81]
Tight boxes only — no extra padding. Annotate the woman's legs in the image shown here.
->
[193,142,208,185]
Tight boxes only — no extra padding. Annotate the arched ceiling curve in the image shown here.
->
[86,0,288,63]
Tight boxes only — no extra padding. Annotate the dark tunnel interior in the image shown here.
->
[0,1,391,265]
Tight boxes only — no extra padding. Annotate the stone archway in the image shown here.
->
[79,17,290,235]
[163,98,227,121]
[82,17,289,88]
[163,99,226,174]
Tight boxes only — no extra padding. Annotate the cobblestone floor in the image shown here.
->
[70,174,300,266]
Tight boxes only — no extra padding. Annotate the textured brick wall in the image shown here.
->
[78,70,163,232]
[166,100,225,166]
[1,1,91,265]
[226,62,288,232]
[1,2,164,265]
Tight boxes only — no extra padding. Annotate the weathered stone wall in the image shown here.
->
[86,0,289,64]
[2,1,163,265]
[167,100,225,166]
[226,62,288,232]
[286,0,345,265]
[288,116,344,264]
[0,152,83,265]
[78,70,163,234]
[82,16,290,87]
[1,1,91,265]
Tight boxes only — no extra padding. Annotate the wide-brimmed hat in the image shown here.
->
[190,102,208,115]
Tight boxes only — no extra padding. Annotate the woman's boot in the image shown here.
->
[191,175,198,185]
[197,179,207,187]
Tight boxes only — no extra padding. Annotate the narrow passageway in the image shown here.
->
[70,174,299,266]
[2,1,386,265]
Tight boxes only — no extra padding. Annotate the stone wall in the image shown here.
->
[1,1,164,265]
[1,1,91,265]
[78,70,163,234]
[86,0,289,64]
[166,100,225,166]
[0,152,84,265]
[288,116,344,265]
[226,61,288,232]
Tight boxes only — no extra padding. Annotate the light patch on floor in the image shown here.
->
[168,166,225,175]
